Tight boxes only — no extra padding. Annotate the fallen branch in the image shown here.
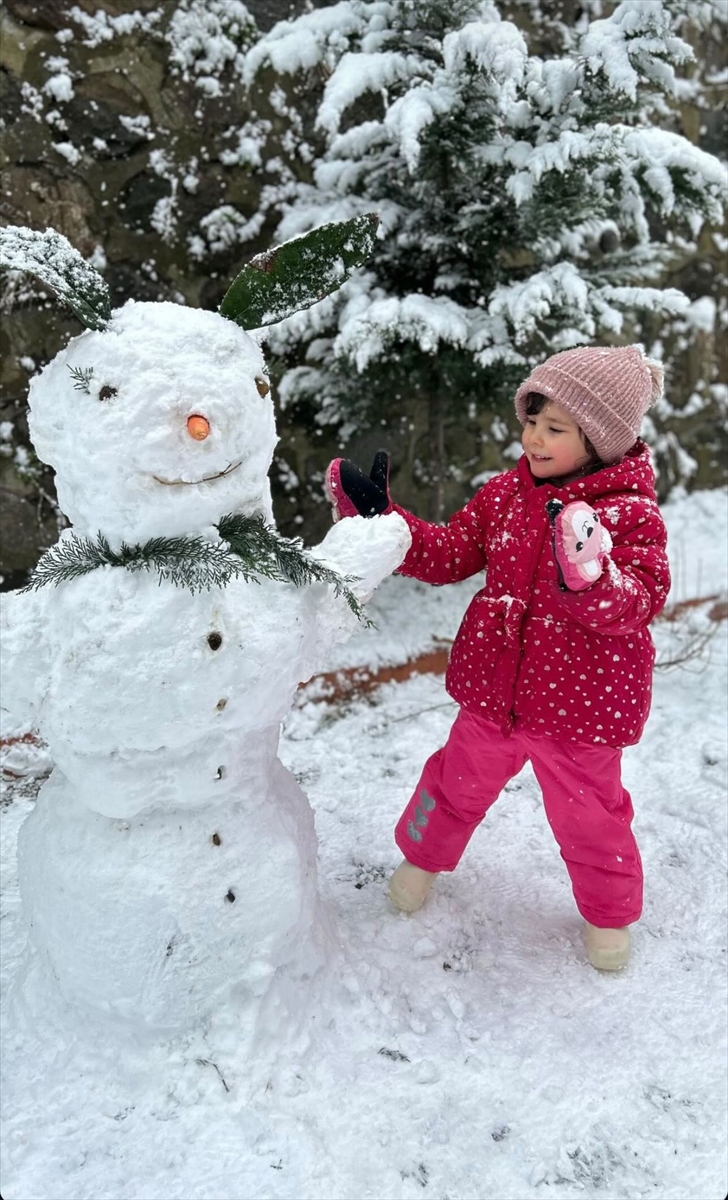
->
[655,622,718,672]
[0,731,42,749]
[659,593,723,622]
[302,642,452,703]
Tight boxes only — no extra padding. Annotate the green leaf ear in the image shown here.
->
[219,213,379,331]
[0,225,111,331]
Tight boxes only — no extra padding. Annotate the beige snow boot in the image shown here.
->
[388,860,438,913]
[584,922,631,971]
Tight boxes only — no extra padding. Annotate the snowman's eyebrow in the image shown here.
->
[67,364,94,393]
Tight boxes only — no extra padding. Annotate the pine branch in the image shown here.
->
[22,533,108,588]
[114,534,255,592]
[22,531,253,594]
[22,516,371,623]
[217,513,371,623]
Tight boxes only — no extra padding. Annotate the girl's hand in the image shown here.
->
[546,499,612,591]
[325,451,392,520]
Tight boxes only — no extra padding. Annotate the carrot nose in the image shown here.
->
[187,415,210,440]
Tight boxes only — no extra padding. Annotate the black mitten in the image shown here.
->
[325,451,392,518]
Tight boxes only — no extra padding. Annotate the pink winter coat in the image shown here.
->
[394,441,670,748]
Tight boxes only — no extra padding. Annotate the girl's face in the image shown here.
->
[521,399,592,480]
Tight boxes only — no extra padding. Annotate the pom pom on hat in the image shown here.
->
[643,354,664,405]
[514,344,664,464]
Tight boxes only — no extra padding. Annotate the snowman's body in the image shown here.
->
[1,300,410,1034]
[28,569,335,819]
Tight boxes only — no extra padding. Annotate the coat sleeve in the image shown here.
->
[555,495,670,635]
[393,482,496,585]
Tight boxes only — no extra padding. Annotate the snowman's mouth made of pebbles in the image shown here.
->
[153,460,243,486]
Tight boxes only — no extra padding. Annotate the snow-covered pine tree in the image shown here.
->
[241,0,726,519]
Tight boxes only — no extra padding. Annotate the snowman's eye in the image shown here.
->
[255,376,270,398]
[99,385,117,402]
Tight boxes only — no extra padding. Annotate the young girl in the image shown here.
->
[325,344,670,971]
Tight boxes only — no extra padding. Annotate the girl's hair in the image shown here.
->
[525,392,605,474]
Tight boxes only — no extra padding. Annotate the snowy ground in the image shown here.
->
[1,488,726,1200]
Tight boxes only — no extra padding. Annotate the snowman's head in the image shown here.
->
[3,217,379,546]
[28,301,277,544]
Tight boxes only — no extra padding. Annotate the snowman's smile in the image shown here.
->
[153,460,242,486]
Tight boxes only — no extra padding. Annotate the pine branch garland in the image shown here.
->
[22,514,370,623]
[217,514,369,620]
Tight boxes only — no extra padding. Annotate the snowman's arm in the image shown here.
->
[308,513,412,604]
[295,513,411,676]
[0,588,51,732]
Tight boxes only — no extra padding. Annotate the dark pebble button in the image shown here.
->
[207,632,222,650]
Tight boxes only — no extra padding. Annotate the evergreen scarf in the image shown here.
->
[22,512,368,622]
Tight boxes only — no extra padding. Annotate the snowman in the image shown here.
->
[0,222,411,1039]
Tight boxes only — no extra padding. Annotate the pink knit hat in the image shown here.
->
[514,344,664,464]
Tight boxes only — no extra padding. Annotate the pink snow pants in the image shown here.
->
[395,709,643,928]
